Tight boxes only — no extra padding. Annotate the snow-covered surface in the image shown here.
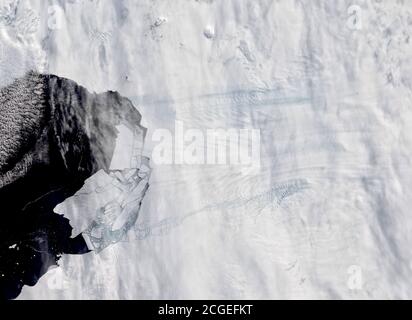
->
[1,0,412,299]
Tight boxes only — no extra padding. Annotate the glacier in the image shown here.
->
[0,0,411,299]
